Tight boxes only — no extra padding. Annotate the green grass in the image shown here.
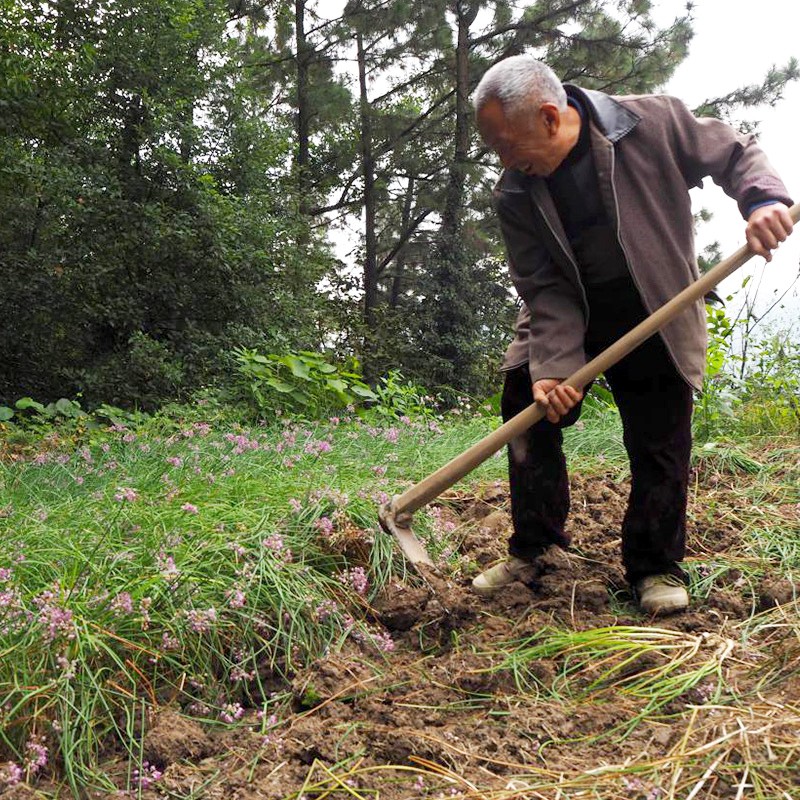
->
[0,413,436,792]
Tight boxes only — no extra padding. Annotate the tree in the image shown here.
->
[0,0,330,407]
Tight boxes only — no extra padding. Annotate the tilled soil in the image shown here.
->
[92,472,798,799]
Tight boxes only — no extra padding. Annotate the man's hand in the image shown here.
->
[533,379,584,424]
[746,203,794,261]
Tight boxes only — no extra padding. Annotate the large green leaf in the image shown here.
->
[350,385,377,400]
[15,397,46,414]
[54,398,86,418]
[283,356,311,380]
[264,378,295,394]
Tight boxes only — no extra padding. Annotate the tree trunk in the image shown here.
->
[295,0,311,215]
[390,177,415,308]
[438,0,477,247]
[357,30,378,330]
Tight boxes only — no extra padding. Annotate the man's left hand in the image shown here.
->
[746,203,794,261]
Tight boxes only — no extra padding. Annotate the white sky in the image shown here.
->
[655,0,800,327]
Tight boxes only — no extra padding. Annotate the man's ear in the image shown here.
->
[540,103,561,136]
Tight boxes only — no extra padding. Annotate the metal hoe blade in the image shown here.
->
[378,498,434,566]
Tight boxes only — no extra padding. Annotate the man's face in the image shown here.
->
[477,98,564,177]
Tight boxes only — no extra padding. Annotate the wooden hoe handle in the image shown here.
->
[391,202,800,518]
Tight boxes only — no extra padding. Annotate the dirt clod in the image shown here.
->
[143,710,211,767]
[373,582,429,630]
[758,577,796,610]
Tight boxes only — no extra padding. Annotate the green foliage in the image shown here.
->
[696,297,800,440]
[233,349,377,418]
[1,0,796,422]
[736,329,800,434]
[369,370,438,420]
[696,303,740,441]
[0,0,331,409]
[1,397,87,428]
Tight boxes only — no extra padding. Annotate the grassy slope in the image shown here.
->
[0,407,797,796]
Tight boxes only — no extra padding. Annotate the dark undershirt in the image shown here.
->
[544,97,630,287]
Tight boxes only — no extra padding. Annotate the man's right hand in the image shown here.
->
[533,379,583,424]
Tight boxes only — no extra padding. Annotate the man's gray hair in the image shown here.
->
[473,55,567,119]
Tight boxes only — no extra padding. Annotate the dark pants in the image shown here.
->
[503,278,693,585]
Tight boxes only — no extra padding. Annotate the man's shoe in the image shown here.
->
[471,557,533,597]
[636,574,689,616]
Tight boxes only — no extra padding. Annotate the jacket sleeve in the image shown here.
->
[494,188,588,383]
[662,96,792,218]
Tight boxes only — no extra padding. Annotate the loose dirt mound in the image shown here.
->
[107,473,799,799]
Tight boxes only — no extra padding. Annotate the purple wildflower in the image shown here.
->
[34,590,75,642]
[314,599,340,622]
[114,486,138,503]
[220,702,245,723]
[157,552,180,583]
[314,516,334,537]
[339,566,369,596]
[262,534,292,563]
[109,592,133,615]
[186,607,217,634]
[384,428,399,443]
[138,597,152,629]
[0,762,22,787]
[181,503,198,514]
[24,737,48,774]
[226,589,247,608]
[57,655,78,679]
[258,710,279,727]
[371,630,395,652]
[133,761,163,790]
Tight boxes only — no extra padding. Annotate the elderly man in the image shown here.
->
[471,55,793,614]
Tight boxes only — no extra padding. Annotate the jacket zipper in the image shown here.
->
[534,189,590,328]
[607,146,642,299]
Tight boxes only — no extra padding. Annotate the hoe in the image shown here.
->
[379,203,800,569]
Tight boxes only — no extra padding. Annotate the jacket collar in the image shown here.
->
[564,84,640,143]
[495,86,640,193]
